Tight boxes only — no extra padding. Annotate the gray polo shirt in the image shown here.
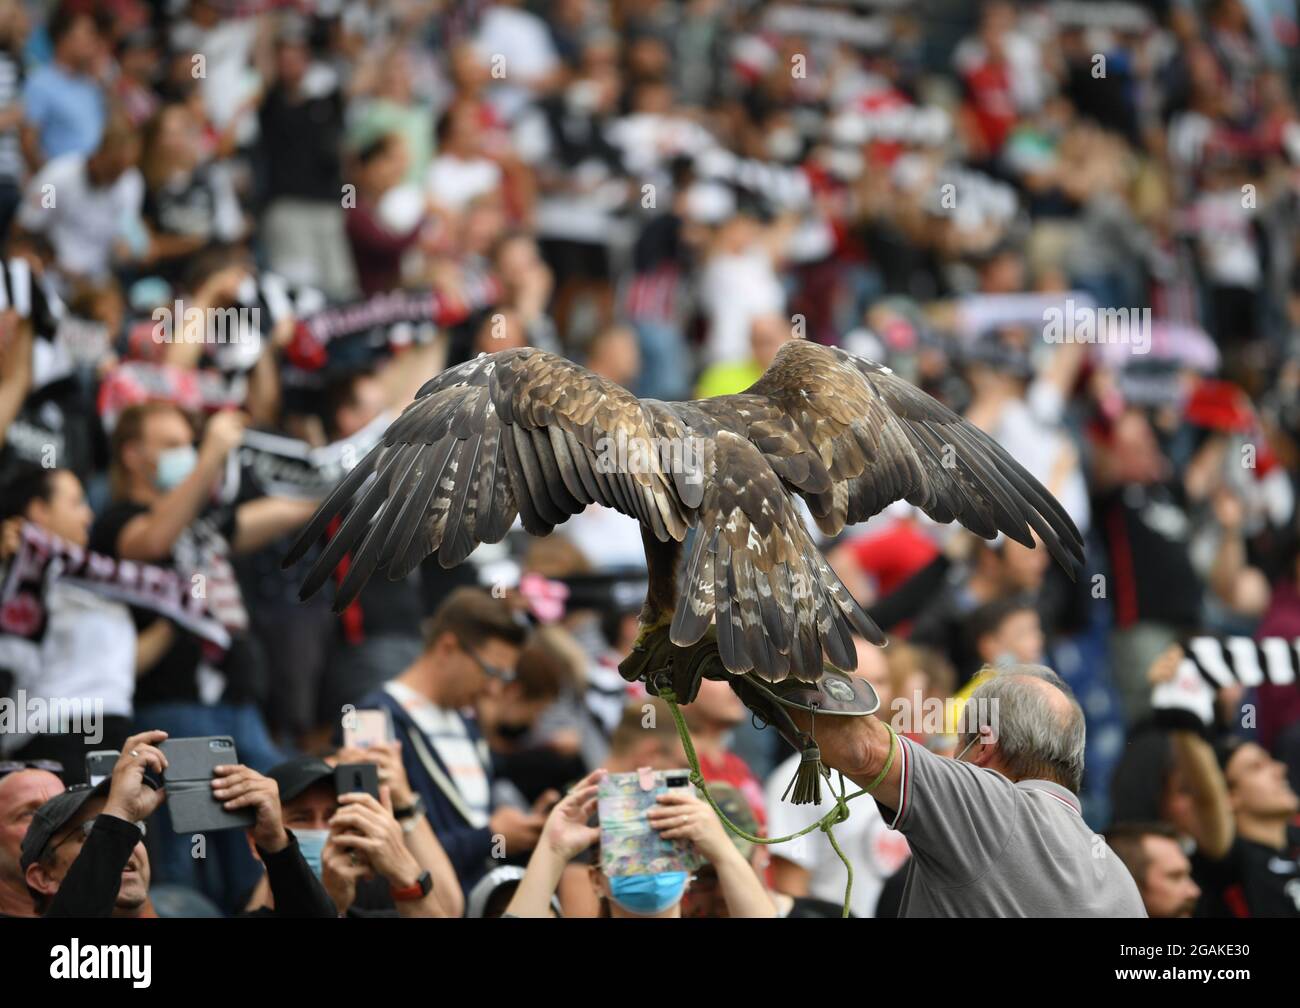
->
[883,737,1146,917]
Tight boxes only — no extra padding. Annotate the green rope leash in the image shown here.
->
[659,688,897,918]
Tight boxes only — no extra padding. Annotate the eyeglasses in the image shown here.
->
[0,759,64,779]
[457,638,516,683]
[956,730,984,762]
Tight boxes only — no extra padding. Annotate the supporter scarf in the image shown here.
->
[1180,636,1300,690]
[97,361,245,432]
[0,522,230,649]
[284,279,500,372]
[236,411,392,501]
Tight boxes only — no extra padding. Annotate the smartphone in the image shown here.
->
[85,750,120,787]
[334,763,381,801]
[342,708,393,750]
[160,736,255,834]
[597,769,702,878]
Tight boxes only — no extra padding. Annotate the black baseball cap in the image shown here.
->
[268,756,335,804]
[19,779,110,872]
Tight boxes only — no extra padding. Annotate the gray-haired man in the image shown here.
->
[805,664,1145,917]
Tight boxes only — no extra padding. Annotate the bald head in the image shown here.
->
[966,664,1086,792]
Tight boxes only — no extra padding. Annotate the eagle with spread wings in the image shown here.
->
[285,340,1083,693]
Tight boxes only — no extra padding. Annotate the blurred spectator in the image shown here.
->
[17,113,144,283]
[504,768,775,918]
[140,102,245,283]
[695,312,793,398]
[1106,822,1202,918]
[21,5,105,167]
[257,27,355,297]
[683,678,765,828]
[1194,738,1300,916]
[344,133,423,296]
[90,403,313,906]
[0,0,28,237]
[356,587,540,890]
[0,466,165,775]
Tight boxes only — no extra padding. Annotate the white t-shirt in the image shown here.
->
[384,680,491,828]
[0,581,135,755]
[170,17,261,143]
[18,155,144,280]
[563,504,649,572]
[425,155,502,210]
[699,247,785,365]
[986,387,1091,535]
[765,752,911,917]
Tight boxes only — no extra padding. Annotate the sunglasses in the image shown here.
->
[51,810,147,856]
[457,638,516,683]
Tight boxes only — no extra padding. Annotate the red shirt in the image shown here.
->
[848,520,939,597]
[697,750,767,829]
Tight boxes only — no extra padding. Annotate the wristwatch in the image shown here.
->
[390,870,433,902]
[393,795,424,821]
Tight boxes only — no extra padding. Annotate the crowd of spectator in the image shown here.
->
[1,0,1299,918]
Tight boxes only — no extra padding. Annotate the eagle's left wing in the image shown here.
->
[723,340,1085,574]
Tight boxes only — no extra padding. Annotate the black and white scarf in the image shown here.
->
[0,522,230,650]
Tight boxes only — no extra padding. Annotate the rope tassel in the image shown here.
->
[781,736,826,806]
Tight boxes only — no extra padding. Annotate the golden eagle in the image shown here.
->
[285,341,1082,688]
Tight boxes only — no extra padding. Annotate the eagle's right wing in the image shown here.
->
[728,340,1085,575]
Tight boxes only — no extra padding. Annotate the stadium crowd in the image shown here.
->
[1,0,1299,918]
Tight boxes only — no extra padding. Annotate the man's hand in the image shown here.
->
[320,836,367,914]
[537,770,602,861]
[489,805,546,858]
[334,742,414,809]
[211,765,289,853]
[329,788,422,889]
[199,410,247,464]
[102,730,169,823]
[785,708,901,809]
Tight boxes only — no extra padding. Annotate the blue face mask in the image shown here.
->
[608,871,688,916]
[155,445,198,491]
[295,828,329,878]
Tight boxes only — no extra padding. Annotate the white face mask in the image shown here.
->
[294,828,330,878]
[154,444,197,491]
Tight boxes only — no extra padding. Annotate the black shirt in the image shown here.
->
[1193,825,1300,918]
[90,500,253,705]
[1094,481,1202,629]
[257,82,344,203]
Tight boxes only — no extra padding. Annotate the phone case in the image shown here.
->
[160,737,255,834]
[343,709,393,749]
[334,763,381,801]
[598,769,702,878]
